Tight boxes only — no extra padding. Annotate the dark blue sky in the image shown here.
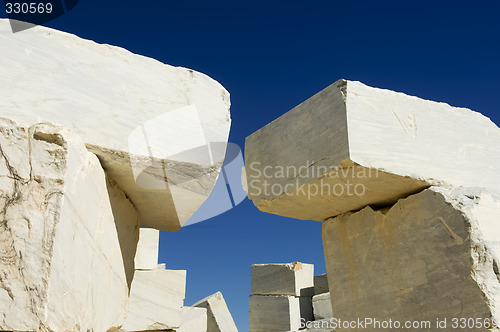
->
[3,1,499,331]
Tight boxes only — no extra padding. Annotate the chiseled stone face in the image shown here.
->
[322,187,500,328]
[245,79,500,222]
[0,119,134,331]
[0,19,231,231]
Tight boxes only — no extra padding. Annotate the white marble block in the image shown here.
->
[322,186,500,325]
[245,79,500,221]
[178,306,208,332]
[251,262,314,296]
[134,228,160,270]
[0,18,231,231]
[121,267,187,331]
[312,292,333,321]
[193,292,238,332]
[249,295,301,332]
[0,119,132,331]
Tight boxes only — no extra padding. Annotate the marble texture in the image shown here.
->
[312,293,333,321]
[193,292,238,332]
[251,262,314,297]
[0,118,130,331]
[121,267,187,331]
[178,306,208,332]
[245,79,500,221]
[0,19,231,230]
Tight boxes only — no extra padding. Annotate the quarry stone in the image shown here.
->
[0,118,133,331]
[245,79,500,221]
[0,19,231,231]
[322,187,500,327]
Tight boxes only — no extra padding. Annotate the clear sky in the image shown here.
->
[2,1,499,331]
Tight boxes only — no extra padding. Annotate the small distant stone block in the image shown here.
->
[178,306,207,332]
[193,292,238,332]
[314,274,329,295]
[251,262,314,296]
[134,227,160,270]
[249,295,301,332]
[121,267,186,331]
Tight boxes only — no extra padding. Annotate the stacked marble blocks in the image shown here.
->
[245,80,500,327]
[0,19,231,332]
[0,19,231,231]
[249,262,314,332]
[121,228,187,331]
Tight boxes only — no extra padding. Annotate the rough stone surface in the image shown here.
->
[0,118,132,331]
[121,267,186,331]
[312,293,333,321]
[314,274,329,295]
[0,19,231,231]
[322,187,500,327]
[251,262,314,296]
[245,79,500,221]
[135,228,159,270]
[178,306,207,332]
[249,295,301,332]
[193,292,238,332]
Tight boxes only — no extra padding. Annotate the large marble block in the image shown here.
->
[134,228,160,270]
[322,187,500,326]
[193,292,238,332]
[245,79,500,221]
[0,119,132,331]
[0,19,231,230]
[121,267,187,331]
[251,262,314,296]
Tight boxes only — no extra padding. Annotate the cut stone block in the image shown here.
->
[249,295,301,332]
[312,293,333,321]
[135,228,160,270]
[251,262,314,296]
[193,292,238,332]
[0,119,134,331]
[245,79,500,221]
[121,267,187,331]
[314,274,329,295]
[178,306,208,332]
[322,186,500,325]
[0,19,231,231]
